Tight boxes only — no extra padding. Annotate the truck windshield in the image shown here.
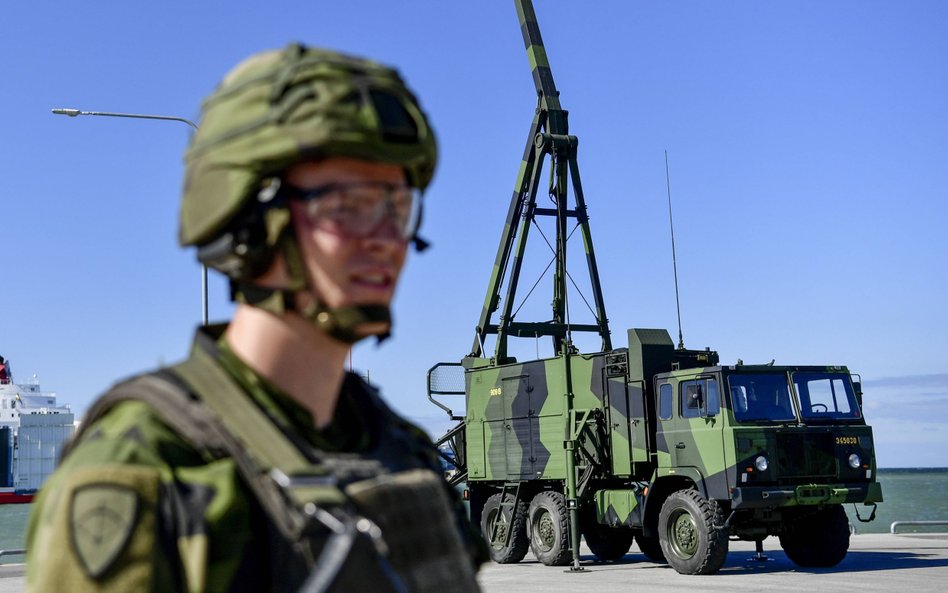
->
[728,373,796,423]
[792,372,861,422]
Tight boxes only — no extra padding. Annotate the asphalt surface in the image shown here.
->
[2,533,946,592]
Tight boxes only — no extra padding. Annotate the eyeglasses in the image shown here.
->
[284,182,421,240]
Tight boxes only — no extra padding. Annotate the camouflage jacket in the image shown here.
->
[25,326,482,593]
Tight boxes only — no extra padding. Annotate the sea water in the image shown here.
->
[0,503,30,555]
[1,468,946,554]
[846,467,948,534]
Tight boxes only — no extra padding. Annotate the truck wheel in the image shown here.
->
[635,532,666,563]
[579,505,633,562]
[481,492,529,564]
[658,489,728,575]
[779,504,850,568]
[583,525,634,562]
[527,491,573,566]
[468,484,488,537]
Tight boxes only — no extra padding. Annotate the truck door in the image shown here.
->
[658,376,729,495]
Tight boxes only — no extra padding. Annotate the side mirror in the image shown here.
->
[852,380,863,408]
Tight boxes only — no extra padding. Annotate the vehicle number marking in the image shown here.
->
[489,387,502,397]
[836,436,858,445]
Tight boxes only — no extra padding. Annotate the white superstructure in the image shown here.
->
[0,357,74,494]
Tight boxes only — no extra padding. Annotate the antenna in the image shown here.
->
[665,150,685,350]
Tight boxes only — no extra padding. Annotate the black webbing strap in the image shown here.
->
[70,369,408,593]
[71,371,314,540]
[67,372,226,461]
[171,348,316,475]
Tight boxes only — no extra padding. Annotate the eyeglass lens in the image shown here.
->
[298,183,420,239]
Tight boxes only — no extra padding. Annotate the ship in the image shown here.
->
[0,355,74,503]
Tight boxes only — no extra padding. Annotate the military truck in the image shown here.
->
[428,0,882,575]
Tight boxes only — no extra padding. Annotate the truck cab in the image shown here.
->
[647,361,883,571]
[654,365,881,508]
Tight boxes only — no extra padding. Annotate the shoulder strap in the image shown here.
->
[172,347,315,475]
[70,367,324,540]
[70,368,408,593]
[174,347,395,490]
[65,371,228,461]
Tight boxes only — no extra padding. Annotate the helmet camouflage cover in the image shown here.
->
[179,43,437,259]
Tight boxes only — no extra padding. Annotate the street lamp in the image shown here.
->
[52,107,208,326]
[51,108,199,131]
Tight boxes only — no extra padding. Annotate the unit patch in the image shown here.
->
[69,483,140,578]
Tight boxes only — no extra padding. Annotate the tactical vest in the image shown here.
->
[72,345,480,593]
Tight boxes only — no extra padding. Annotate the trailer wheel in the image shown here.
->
[481,492,529,564]
[527,491,572,566]
[658,489,728,575]
[635,532,666,563]
[779,504,850,568]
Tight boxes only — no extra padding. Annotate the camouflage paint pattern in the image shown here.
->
[652,363,882,509]
[181,43,437,249]
[595,489,645,528]
[441,2,883,568]
[465,356,567,481]
[464,327,883,525]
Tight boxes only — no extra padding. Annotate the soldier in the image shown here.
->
[25,44,484,593]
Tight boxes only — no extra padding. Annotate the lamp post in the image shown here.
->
[51,107,208,326]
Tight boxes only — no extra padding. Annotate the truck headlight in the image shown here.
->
[755,455,769,471]
[848,453,861,469]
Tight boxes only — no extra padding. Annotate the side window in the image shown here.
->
[659,383,672,420]
[681,380,702,418]
[680,378,720,418]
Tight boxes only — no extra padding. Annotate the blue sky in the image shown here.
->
[2,1,946,467]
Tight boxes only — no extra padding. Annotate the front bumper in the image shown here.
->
[731,481,883,509]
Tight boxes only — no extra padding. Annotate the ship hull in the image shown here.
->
[0,489,33,504]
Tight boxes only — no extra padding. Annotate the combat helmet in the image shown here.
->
[180,43,437,342]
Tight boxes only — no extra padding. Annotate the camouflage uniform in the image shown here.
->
[26,43,483,592]
[26,326,483,592]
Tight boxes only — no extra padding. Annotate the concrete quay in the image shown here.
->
[1,533,945,592]
[478,533,948,593]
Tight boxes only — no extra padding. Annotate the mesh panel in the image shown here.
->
[428,363,465,394]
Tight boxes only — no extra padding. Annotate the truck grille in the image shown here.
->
[774,432,836,479]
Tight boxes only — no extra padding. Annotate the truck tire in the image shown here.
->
[468,484,488,537]
[779,504,850,568]
[527,491,572,566]
[481,492,529,564]
[578,504,633,562]
[635,532,666,563]
[583,525,634,562]
[658,489,728,575]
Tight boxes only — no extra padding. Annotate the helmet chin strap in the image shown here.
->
[233,283,393,345]
[305,302,392,344]
[233,226,393,345]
